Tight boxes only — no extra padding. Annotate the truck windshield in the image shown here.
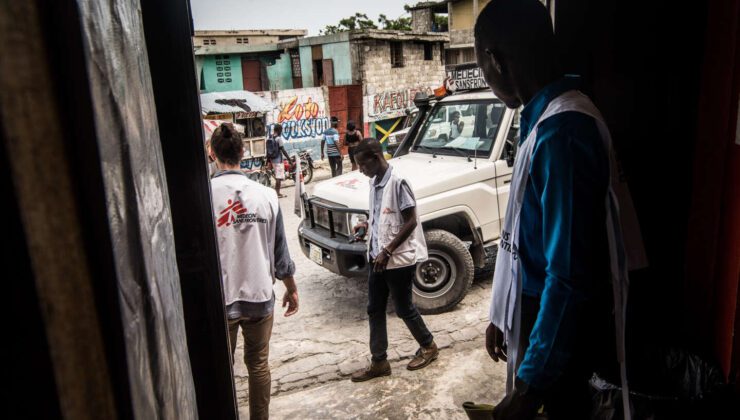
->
[412,100,506,158]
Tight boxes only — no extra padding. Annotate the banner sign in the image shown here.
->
[445,63,487,91]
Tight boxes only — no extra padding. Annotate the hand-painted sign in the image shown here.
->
[446,63,487,91]
[262,88,330,141]
[365,86,433,123]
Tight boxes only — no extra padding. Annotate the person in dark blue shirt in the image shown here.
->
[475,1,615,418]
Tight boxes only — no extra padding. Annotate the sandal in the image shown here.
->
[277,193,288,198]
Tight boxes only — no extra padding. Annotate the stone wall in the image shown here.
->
[358,39,445,123]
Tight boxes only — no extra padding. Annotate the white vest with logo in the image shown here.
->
[489,90,646,419]
[211,172,279,305]
[367,172,428,269]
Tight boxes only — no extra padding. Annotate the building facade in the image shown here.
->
[193,30,307,93]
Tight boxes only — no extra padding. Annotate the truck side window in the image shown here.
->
[501,108,521,163]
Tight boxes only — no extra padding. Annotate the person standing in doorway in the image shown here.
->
[350,138,438,382]
[267,124,291,198]
[475,1,638,419]
[321,116,343,177]
[209,123,299,420]
[344,120,363,171]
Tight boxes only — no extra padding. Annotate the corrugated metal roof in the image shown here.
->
[200,90,275,115]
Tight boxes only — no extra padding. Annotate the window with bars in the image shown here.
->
[290,50,302,77]
[203,39,217,45]
[236,37,249,44]
[390,42,404,68]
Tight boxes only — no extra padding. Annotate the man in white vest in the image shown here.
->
[350,138,439,382]
[474,0,639,418]
[209,123,299,420]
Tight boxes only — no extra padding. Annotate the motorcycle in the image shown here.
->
[285,150,314,185]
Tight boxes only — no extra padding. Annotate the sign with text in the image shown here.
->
[446,63,487,91]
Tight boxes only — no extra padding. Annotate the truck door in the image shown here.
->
[490,108,521,240]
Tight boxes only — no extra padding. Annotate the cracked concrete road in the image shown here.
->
[231,166,507,418]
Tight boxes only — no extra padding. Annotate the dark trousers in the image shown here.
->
[518,294,613,420]
[368,264,434,361]
[328,155,343,177]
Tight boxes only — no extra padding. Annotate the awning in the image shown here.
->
[200,90,275,115]
[202,119,244,142]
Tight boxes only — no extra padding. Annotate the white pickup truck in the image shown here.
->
[298,89,521,313]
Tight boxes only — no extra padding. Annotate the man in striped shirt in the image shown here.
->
[321,116,343,177]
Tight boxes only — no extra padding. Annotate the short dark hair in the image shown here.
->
[474,0,555,59]
[273,124,283,136]
[210,123,243,165]
[354,137,383,161]
[347,120,356,131]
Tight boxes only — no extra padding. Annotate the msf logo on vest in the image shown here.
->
[499,230,519,260]
[217,199,268,228]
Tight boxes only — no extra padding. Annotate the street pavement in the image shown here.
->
[231,161,507,419]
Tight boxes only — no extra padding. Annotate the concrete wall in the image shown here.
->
[360,39,444,106]
[194,56,205,91]
[266,52,293,91]
[255,86,330,159]
[412,8,433,33]
[449,0,474,30]
[321,41,353,86]
[201,54,243,92]
[358,39,445,141]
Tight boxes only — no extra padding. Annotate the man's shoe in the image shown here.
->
[350,360,391,382]
[407,341,439,370]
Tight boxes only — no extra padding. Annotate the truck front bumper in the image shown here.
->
[297,220,369,278]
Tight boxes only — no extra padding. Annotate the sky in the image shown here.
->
[190,0,411,36]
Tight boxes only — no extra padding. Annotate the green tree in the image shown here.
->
[320,13,378,35]
[378,14,412,31]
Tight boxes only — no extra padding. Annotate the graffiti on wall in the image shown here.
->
[366,86,433,122]
[274,96,329,139]
[265,91,329,140]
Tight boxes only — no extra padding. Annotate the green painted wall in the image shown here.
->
[265,52,293,91]
[202,54,243,92]
[299,46,314,87]
[321,42,352,85]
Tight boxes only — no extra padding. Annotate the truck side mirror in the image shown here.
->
[506,149,515,167]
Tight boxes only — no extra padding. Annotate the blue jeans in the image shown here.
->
[367,264,434,361]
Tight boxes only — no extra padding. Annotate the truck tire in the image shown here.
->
[413,229,474,314]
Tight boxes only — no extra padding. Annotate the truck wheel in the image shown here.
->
[413,229,474,314]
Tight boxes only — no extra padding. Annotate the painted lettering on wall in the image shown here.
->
[366,86,433,122]
[269,95,329,140]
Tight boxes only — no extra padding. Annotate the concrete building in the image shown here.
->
[445,0,490,65]
[193,11,449,151]
[193,30,307,93]
[278,29,448,144]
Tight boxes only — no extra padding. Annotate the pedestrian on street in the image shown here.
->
[321,116,343,177]
[350,138,439,382]
[344,120,363,171]
[475,0,636,419]
[209,123,299,420]
[267,124,291,198]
